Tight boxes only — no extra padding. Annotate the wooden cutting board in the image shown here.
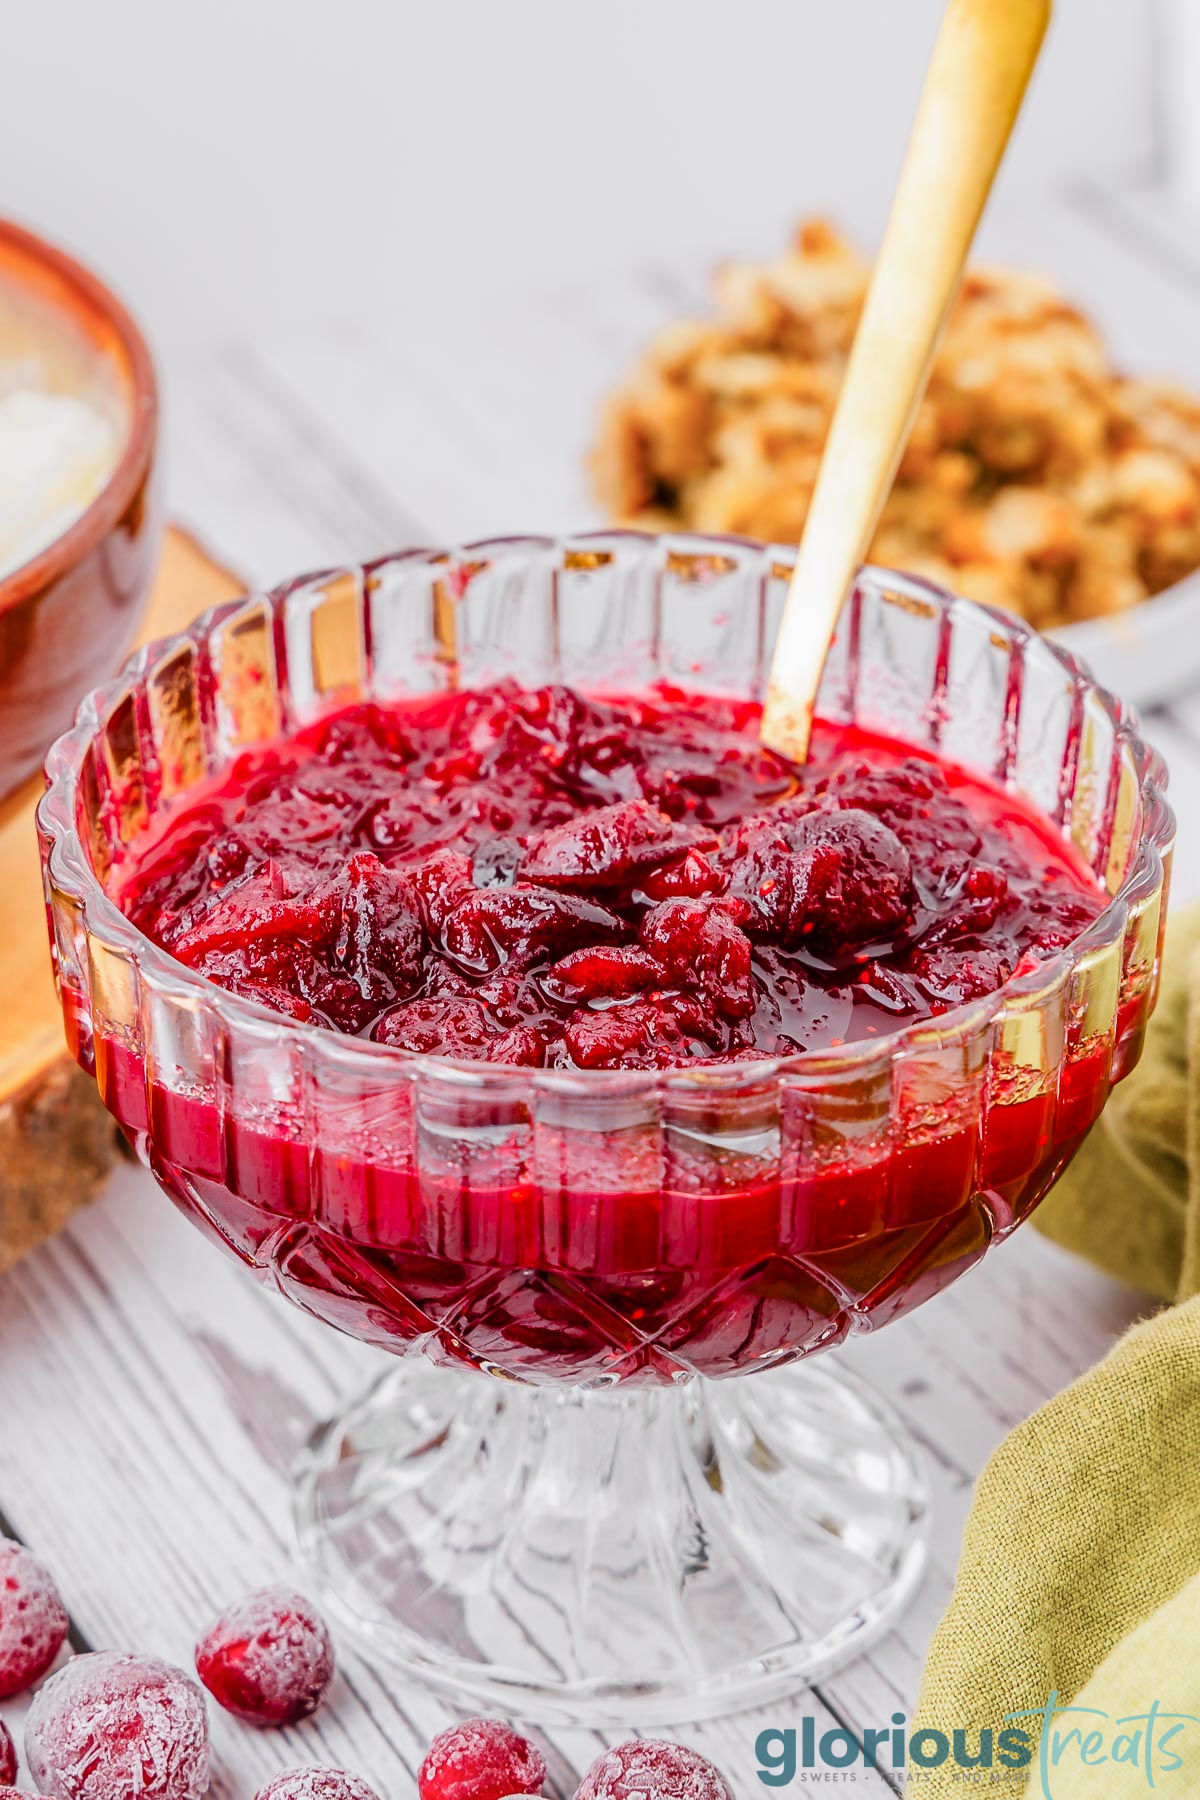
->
[0,527,243,1271]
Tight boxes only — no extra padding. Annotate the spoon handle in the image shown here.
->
[761,0,1050,759]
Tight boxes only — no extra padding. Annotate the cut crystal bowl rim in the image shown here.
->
[37,530,1176,1093]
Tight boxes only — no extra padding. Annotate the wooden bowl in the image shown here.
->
[0,219,160,802]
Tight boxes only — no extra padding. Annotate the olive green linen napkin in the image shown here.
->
[1032,1567,1200,1797]
[913,1296,1200,1792]
[911,905,1200,1794]
[1032,902,1200,1303]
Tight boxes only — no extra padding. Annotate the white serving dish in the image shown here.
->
[1051,571,1200,711]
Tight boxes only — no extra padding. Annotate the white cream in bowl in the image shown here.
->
[0,384,120,580]
[0,272,126,584]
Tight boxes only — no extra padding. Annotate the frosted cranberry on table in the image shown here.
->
[194,1586,333,1726]
[575,1740,734,1800]
[0,1719,15,1786]
[0,1539,69,1698]
[24,1651,209,1800]
[254,1772,382,1800]
[418,1718,547,1800]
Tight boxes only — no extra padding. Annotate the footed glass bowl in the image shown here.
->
[39,535,1172,1725]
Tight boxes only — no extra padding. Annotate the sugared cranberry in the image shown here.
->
[0,1719,16,1786]
[194,1586,333,1727]
[25,1652,209,1800]
[0,1540,69,1698]
[575,1739,734,1800]
[255,1772,382,1800]
[0,1790,42,1799]
[417,1718,546,1800]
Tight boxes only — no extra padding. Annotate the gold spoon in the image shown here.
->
[761,0,1051,761]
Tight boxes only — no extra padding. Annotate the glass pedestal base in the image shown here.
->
[292,1357,928,1728]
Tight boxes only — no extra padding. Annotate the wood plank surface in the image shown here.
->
[0,529,244,1272]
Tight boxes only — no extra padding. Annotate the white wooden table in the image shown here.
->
[3,177,1200,1799]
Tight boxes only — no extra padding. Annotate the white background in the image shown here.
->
[3,0,1164,352]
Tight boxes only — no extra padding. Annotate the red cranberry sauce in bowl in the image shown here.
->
[40,547,1170,1384]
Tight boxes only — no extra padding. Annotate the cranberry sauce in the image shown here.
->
[118,683,1103,1069]
[87,687,1125,1380]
